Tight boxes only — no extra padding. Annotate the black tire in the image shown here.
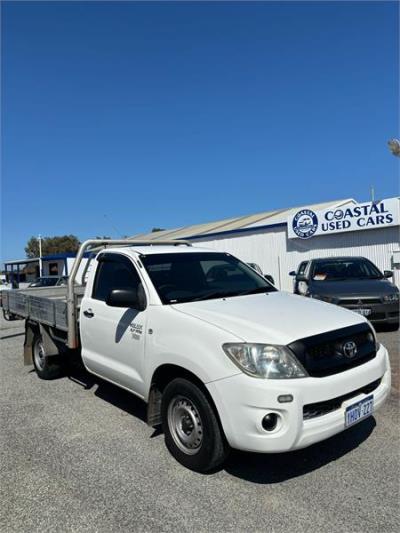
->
[3,309,17,321]
[161,378,229,472]
[32,334,64,380]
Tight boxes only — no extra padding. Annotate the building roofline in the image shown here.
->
[129,197,353,242]
[3,251,91,266]
[185,222,287,241]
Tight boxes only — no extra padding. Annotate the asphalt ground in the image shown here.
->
[0,316,399,532]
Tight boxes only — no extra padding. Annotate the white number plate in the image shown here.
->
[345,395,374,427]
[354,308,371,317]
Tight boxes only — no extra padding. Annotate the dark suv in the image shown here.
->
[290,257,399,330]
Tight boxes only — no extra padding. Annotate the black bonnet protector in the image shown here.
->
[288,323,377,378]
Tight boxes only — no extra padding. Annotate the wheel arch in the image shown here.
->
[147,363,223,432]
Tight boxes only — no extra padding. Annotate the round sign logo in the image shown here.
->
[292,209,318,239]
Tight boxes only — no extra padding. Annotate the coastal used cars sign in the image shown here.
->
[287,198,399,240]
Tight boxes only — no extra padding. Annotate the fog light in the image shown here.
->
[278,394,293,403]
[262,413,278,431]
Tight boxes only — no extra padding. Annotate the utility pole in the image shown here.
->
[38,234,43,277]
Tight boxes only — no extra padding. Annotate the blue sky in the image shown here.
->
[1,0,398,261]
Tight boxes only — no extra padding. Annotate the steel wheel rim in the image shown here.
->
[33,338,45,371]
[167,395,203,455]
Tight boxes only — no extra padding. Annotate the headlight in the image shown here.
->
[222,343,308,379]
[367,326,380,352]
[383,293,399,302]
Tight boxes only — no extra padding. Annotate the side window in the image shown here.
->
[49,262,59,275]
[297,261,308,276]
[92,254,142,302]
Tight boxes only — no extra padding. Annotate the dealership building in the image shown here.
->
[132,196,400,291]
[3,252,89,286]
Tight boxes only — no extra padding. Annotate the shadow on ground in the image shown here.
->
[224,417,375,483]
[0,331,24,340]
[66,359,148,423]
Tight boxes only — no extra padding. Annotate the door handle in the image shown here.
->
[83,309,94,318]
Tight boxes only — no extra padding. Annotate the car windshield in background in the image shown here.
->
[311,259,383,281]
[29,277,60,287]
[141,252,276,304]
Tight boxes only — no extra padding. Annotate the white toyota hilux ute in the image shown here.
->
[13,242,391,472]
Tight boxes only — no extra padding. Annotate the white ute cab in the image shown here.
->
[18,241,391,472]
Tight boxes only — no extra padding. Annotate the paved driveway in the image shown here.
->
[1,317,399,532]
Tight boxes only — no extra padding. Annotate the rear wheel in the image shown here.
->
[32,334,64,380]
[161,378,229,472]
[3,309,17,321]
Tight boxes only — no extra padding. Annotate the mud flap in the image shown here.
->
[23,322,36,366]
[23,322,61,366]
[147,386,162,427]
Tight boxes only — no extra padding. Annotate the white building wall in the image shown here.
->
[42,259,66,277]
[66,257,89,284]
[41,257,89,280]
[193,226,400,291]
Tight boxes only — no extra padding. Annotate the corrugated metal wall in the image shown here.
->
[193,226,400,291]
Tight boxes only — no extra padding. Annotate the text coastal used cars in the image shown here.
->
[291,199,398,239]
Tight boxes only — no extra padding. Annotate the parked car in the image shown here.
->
[290,257,399,330]
[55,276,68,286]
[28,276,62,288]
[247,262,275,285]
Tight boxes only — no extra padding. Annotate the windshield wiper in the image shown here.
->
[238,286,275,296]
[189,290,236,302]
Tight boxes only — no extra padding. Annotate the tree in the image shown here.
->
[25,235,81,258]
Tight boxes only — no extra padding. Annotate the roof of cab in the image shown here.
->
[311,256,367,262]
[103,245,217,256]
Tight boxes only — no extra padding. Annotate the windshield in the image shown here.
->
[311,258,383,281]
[29,277,59,287]
[141,252,276,304]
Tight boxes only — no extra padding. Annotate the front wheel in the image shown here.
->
[161,378,229,472]
[32,334,64,380]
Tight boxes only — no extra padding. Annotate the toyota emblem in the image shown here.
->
[343,341,358,358]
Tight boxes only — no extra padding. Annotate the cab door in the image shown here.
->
[80,253,147,398]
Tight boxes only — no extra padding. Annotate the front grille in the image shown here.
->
[369,312,385,321]
[339,297,381,306]
[389,311,399,317]
[288,323,377,378]
[303,379,381,420]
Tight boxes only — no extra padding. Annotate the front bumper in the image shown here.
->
[207,344,391,453]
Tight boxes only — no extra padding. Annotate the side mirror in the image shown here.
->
[264,274,275,285]
[106,287,146,311]
[289,271,296,277]
[384,270,393,278]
